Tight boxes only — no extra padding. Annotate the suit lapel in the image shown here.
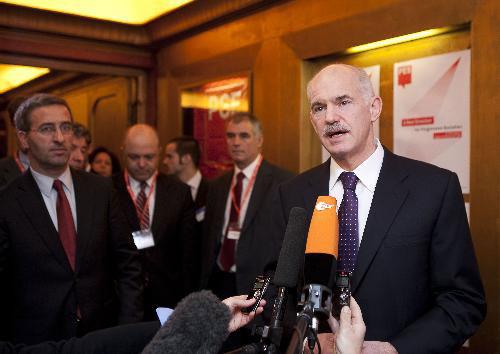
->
[16,171,71,270]
[351,150,409,292]
[72,170,94,273]
[241,161,272,234]
[151,175,169,242]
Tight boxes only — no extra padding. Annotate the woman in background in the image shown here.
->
[89,146,121,177]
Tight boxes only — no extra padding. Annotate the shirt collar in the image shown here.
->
[329,139,384,193]
[235,153,262,179]
[31,166,73,197]
[186,170,202,190]
[17,150,30,169]
[127,170,157,190]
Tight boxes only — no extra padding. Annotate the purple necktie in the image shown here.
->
[218,171,245,271]
[338,172,359,273]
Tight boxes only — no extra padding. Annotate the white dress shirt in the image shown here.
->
[186,169,202,201]
[127,172,157,228]
[328,140,384,244]
[31,167,77,231]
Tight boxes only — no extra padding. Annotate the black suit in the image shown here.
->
[113,173,196,313]
[0,156,22,190]
[0,169,143,345]
[273,148,486,353]
[201,160,294,295]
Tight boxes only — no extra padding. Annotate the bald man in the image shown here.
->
[272,64,485,353]
[112,124,197,319]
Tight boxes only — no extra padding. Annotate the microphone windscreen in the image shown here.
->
[273,207,308,288]
[305,196,338,257]
[142,290,230,354]
[304,196,339,289]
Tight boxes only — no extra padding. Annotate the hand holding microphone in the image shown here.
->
[327,297,365,354]
[223,295,267,333]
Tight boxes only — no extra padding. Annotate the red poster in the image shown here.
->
[181,76,249,179]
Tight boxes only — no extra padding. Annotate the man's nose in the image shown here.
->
[53,128,65,142]
[325,107,340,124]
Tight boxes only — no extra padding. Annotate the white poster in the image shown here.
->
[322,65,381,162]
[393,50,470,193]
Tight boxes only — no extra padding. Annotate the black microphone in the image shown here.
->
[287,196,339,354]
[142,290,231,354]
[227,207,308,354]
[266,207,308,350]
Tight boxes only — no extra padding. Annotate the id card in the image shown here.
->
[195,206,205,222]
[132,229,155,250]
[227,223,241,240]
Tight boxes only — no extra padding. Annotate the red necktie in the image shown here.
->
[136,181,150,230]
[218,172,245,271]
[53,179,77,271]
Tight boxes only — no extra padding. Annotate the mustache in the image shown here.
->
[322,122,350,137]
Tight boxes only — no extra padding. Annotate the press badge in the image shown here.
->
[195,207,205,222]
[227,223,241,240]
[132,229,155,250]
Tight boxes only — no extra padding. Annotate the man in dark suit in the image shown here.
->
[0,96,29,189]
[0,94,143,345]
[163,136,209,223]
[163,136,209,287]
[113,124,196,318]
[201,113,293,300]
[273,64,486,353]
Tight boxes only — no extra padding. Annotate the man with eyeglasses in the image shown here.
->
[0,93,143,345]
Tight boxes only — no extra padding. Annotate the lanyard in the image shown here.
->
[13,151,25,173]
[230,155,263,218]
[124,170,157,228]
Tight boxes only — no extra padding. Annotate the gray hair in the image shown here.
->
[14,93,73,132]
[226,112,263,137]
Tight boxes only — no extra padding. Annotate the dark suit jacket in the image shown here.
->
[0,169,143,345]
[113,173,196,310]
[273,148,486,353]
[0,321,159,354]
[0,156,22,190]
[201,160,294,294]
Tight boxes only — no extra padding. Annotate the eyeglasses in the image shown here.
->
[29,122,74,136]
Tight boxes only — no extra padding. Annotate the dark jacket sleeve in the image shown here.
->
[108,185,144,324]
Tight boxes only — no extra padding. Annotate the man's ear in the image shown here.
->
[17,130,29,151]
[369,96,383,123]
[180,154,192,165]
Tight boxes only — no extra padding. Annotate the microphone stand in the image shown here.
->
[286,284,332,354]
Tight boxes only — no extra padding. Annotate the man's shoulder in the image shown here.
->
[279,160,328,191]
[384,149,455,180]
[261,160,295,182]
[0,156,16,168]
[156,172,192,194]
[72,169,113,191]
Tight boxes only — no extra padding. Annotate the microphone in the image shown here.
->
[287,196,339,354]
[267,207,308,348]
[142,290,231,354]
[227,207,308,354]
